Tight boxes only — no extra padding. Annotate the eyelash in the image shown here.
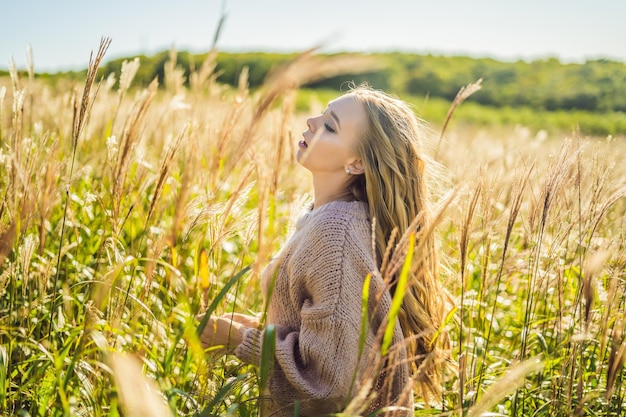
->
[324,123,335,133]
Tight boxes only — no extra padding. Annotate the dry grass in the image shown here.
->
[0,41,625,417]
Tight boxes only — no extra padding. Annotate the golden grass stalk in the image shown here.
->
[459,182,482,291]
[253,49,382,126]
[457,180,482,405]
[383,187,459,400]
[0,84,6,139]
[271,89,296,194]
[189,49,219,92]
[468,358,543,417]
[112,78,158,223]
[141,229,168,304]
[71,37,111,151]
[599,261,622,370]
[385,187,458,283]
[37,137,62,255]
[521,139,578,360]
[169,145,194,246]
[379,226,399,279]
[164,46,186,94]
[210,3,227,50]
[8,57,19,94]
[118,57,140,95]
[584,185,626,248]
[49,37,111,338]
[108,352,174,417]
[477,162,534,398]
[514,139,579,414]
[26,45,34,84]
[208,93,247,187]
[606,315,626,400]
[9,83,25,203]
[435,78,482,159]
[111,56,141,131]
[0,222,17,265]
[146,124,188,224]
[237,65,249,99]
[338,189,460,412]
[581,250,610,330]
[18,234,36,294]
[25,45,35,135]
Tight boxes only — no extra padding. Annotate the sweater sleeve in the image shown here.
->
[235,211,377,415]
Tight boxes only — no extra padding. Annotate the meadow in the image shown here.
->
[1,39,625,416]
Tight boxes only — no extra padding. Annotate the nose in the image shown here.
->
[306,116,318,133]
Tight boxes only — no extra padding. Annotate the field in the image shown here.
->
[1,40,625,416]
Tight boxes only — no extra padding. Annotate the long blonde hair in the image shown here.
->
[348,85,454,399]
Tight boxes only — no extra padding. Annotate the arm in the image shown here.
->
[198,311,262,353]
[236,315,366,415]
[235,215,376,415]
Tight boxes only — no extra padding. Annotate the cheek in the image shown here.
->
[297,140,349,170]
[318,139,350,159]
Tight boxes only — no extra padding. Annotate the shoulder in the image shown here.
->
[288,201,375,278]
[304,200,370,239]
[315,200,369,220]
[290,202,377,317]
[292,201,373,263]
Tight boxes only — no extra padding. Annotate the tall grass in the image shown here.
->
[0,39,625,417]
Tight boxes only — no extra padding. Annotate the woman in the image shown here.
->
[200,85,453,416]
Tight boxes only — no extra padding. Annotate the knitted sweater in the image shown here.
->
[234,200,412,416]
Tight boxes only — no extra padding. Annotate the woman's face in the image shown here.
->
[297,94,367,174]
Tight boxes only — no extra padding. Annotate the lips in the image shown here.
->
[299,140,308,148]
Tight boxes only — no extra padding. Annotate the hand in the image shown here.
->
[221,312,261,329]
[198,315,245,354]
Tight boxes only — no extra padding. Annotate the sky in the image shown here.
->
[2,0,626,72]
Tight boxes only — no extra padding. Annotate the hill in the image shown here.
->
[3,50,626,135]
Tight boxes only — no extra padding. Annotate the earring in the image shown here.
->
[345,167,351,175]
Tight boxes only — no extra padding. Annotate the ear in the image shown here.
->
[346,158,365,175]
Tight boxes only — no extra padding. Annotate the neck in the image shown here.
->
[312,172,353,209]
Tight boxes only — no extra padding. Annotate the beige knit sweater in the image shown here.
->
[235,201,412,416]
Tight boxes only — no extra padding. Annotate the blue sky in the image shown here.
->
[2,0,625,72]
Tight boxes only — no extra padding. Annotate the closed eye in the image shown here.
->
[324,123,336,133]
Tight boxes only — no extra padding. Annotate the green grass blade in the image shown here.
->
[260,264,280,326]
[359,273,372,357]
[347,273,373,408]
[196,265,251,337]
[259,324,276,395]
[381,233,414,356]
[0,345,6,410]
[430,305,458,348]
[196,373,249,417]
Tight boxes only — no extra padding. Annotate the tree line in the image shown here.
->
[5,50,626,114]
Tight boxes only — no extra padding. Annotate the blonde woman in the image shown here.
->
[200,85,454,416]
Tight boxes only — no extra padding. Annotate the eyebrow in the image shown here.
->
[329,110,341,130]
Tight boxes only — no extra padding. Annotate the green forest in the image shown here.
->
[4,50,626,135]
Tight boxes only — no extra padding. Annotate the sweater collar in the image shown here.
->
[296,200,370,230]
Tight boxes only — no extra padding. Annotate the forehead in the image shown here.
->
[328,94,367,126]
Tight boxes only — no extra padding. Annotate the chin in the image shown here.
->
[295,149,309,167]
